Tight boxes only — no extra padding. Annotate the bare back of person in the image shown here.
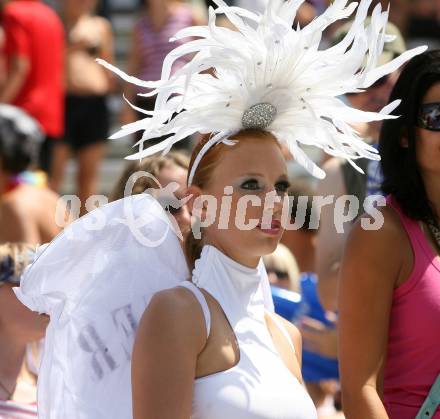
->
[66,14,113,96]
[0,184,64,244]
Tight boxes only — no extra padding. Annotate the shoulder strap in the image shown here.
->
[266,310,296,354]
[178,282,211,339]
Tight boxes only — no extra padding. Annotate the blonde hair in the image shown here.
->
[0,243,36,285]
[184,129,280,272]
[263,243,300,293]
[109,151,190,202]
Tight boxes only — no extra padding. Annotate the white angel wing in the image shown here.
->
[14,195,189,419]
[14,194,275,419]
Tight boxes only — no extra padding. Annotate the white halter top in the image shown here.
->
[182,244,317,419]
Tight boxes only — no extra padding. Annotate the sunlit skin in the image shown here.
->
[187,134,290,268]
[0,162,65,244]
[0,284,48,343]
[131,134,306,419]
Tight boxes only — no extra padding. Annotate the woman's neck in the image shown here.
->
[204,241,260,269]
[0,328,26,401]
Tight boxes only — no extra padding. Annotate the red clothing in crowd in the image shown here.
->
[2,0,64,137]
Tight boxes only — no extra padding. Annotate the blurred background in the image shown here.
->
[3,0,437,198]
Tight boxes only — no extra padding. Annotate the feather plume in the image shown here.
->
[97,0,427,182]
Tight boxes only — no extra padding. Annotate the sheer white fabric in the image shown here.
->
[14,194,274,419]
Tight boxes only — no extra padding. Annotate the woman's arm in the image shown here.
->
[132,287,207,419]
[338,210,404,418]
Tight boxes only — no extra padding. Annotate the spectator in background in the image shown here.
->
[110,151,191,237]
[407,0,440,50]
[235,0,317,26]
[0,0,64,177]
[263,243,301,292]
[278,180,340,419]
[0,242,47,418]
[281,180,318,274]
[51,0,114,216]
[316,21,406,312]
[121,0,205,151]
[0,105,66,244]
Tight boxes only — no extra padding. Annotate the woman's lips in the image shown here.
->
[256,219,281,235]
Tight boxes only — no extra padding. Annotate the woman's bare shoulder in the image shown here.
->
[148,286,203,317]
[344,204,412,286]
[351,204,409,251]
[137,285,207,353]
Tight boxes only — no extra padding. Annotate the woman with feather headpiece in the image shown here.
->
[14,1,426,418]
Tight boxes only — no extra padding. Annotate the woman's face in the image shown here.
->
[416,82,440,177]
[189,134,289,268]
[0,284,48,342]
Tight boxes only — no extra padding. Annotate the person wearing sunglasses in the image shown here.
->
[339,50,440,419]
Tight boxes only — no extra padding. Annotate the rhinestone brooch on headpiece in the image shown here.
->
[242,103,277,130]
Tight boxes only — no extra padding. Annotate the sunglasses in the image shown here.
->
[417,102,440,132]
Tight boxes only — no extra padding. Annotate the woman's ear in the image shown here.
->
[185,185,202,215]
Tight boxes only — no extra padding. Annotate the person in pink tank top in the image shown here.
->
[339,50,440,418]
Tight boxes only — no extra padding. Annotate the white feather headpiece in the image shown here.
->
[98,0,427,185]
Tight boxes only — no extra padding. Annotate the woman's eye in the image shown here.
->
[275,181,290,194]
[241,179,261,190]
